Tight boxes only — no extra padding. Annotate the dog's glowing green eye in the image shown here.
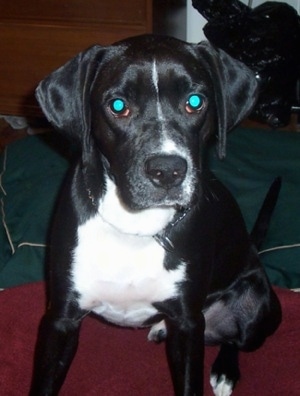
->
[189,95,202,108]
[186,94,204,113]
[109,98,130,117]
[111,99,125,113]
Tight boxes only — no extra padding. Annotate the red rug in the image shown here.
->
[0,282,299,395]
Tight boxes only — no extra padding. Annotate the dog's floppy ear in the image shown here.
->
[197,42,258,159]
[36,45,105,144]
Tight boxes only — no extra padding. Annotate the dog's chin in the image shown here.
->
[120,185,194,213]
[100,205,176,237]
[99,178,176,236]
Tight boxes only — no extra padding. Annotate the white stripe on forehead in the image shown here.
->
[151,60,190,162]
[151,59,159,93]
[151,60,165,123]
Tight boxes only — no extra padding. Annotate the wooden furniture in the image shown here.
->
[0,0,186,116]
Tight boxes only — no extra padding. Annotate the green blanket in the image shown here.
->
[208,127,300,289]
[1,128,299,288]
[0,134,69,288]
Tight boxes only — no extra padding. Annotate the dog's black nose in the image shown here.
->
[145,155,187,188]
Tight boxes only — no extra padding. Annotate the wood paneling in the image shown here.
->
[0,0,150,27]
[0,22,151,115]
[0,0,186,116]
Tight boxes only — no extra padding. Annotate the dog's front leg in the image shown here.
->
[30,312,83,396]
[166,313,205,396]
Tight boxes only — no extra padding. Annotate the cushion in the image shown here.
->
[0,282,299,395]
[208,127,300,288]
[0,134,69,288]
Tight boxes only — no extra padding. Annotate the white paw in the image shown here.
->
[147,320,167,342]
[210,374,234,396]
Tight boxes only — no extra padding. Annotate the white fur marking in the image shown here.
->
[210,374,234,396]
[160,138,195,200]
[147,320,167,342]
[72,213,186,327]
[152,60,159,94]
[99,177,175,236]
[161,139,182,155]
[152,60,165,123]
[151,60,196,202]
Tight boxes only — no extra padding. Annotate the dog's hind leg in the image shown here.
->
[210,344,240,396]
[204,302,240,395]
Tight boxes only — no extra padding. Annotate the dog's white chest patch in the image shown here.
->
[72,214,185,327]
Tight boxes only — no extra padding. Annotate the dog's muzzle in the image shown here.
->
[144,154,187,189]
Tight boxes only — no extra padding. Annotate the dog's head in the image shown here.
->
[36,35,257,213]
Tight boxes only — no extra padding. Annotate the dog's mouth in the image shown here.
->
[99,176,194,236]
[119,183,194,213]
[99,150,197,236]
[113,164,196,213]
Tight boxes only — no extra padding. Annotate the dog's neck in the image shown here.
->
[153,206,190,253]
[98,177,176,237]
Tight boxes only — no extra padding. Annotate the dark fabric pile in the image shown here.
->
[192,0,300,128]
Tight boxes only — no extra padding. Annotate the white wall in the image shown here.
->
[187,0,300,43]
[186,2,206,43]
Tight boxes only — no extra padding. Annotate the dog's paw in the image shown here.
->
[210,374,234,396]
[147,320,167,343]
[210,345,240,396]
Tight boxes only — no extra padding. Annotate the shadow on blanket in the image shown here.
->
[0,282,299,395]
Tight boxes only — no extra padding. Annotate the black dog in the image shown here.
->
[30,34,281,396]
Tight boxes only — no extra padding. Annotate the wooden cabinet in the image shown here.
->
[0,0,186,116]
